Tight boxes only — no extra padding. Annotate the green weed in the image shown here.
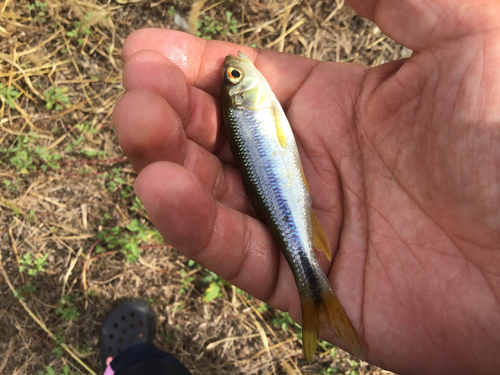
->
[104,167,125,192]
[236,287,251,297]
[0,133,61,173]
[52,329,65,357]
[272,311,300,332]
[3,178,21,191]
[56,294,81,321]
[75,121,97,134]
[86,290,98,297]
[38,364,81,375]
[196,11,238,40]
[163,331,172,343]
[74,344,93,354]
[53,346,64,358]
[77,166,92,174]
[187,259,200,268]
[0,83,21,108]
[80,148,108,159]
[345,360,360,375]
[95,218,161,263]
[203,282,220,302]
[26,0,47,23]
[320,367,339,375]
[19,253,49,276]
[179,269,193,294]
[174,301,185,312]
[101,212,112,223]
[44,86,71,110]
[318,339,335,352]
[13,283,36,301]
[130,196,145,212]
[66,13,93,45]
[27,209,37,223]
[64,136,85,152]
[61,365,80,375]
[120,185,132,200]
[38,366,56,375]
[257,302,268,313]
[202,269,230,302]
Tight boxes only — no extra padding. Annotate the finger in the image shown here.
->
[113,90,187,171]
[122,49,234,162]
[123,49,192,128]
[182,138,251,215]
[347,0,499,50]
[113,90,251,214]
[122,29,319,106]
[135,161,300,314]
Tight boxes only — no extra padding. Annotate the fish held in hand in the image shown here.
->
[221,51,363,362]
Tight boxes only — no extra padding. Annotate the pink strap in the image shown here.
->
[103,357,114,375]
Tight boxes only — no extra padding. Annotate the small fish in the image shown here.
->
[221,51,363,362]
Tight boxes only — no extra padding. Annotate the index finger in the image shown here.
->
[122,29,319,106]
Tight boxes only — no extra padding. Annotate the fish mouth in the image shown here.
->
[237,51,251,60]
[223,51,251,68]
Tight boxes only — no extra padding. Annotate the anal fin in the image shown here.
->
[298,162,330,260]
[311,209,331,261]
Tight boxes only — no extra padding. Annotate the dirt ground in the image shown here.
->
[0,1,405,374]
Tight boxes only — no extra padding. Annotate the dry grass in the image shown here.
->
[0,1,404,374]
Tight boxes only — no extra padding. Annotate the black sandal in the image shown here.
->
[99,299,156,369]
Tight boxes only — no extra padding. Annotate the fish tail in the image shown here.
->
[300,288,363,363]
[300,294,320,364]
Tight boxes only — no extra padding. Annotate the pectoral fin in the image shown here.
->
[311,209,331,261]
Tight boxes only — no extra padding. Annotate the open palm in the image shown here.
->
[112,1,500,374]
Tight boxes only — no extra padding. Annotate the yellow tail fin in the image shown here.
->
[300,289,363,363]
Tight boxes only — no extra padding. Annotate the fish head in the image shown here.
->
[222,51,272,109]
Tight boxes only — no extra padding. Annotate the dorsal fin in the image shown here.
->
[300,164,310,193]
[272,101,288,148]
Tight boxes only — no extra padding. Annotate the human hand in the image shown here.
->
[112,0,500,374]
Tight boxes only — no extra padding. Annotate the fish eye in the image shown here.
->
[225,67,244,84]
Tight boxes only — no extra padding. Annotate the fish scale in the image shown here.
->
[229,107,313,271]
